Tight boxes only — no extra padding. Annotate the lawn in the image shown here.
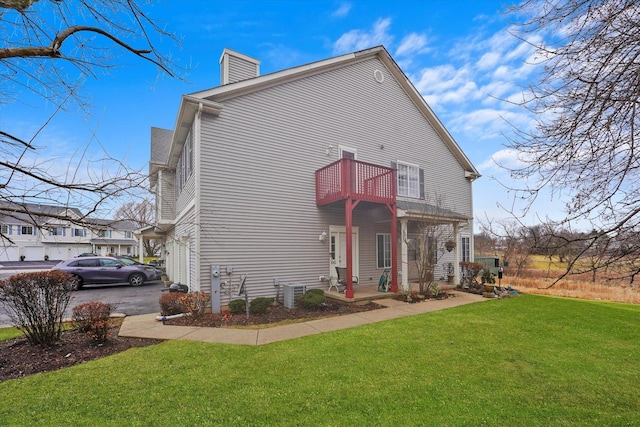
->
[0,295,638,426]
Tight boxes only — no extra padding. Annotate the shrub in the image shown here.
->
[295,289,325,309]
[249,297,274,315]
[0,270,74,347]
[228,299,246,315]
[72,301,115,343]
[180,292,211,319]
[159,292,185,316]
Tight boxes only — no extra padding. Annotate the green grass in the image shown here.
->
[0,295,639,426]
[0,326,22,342]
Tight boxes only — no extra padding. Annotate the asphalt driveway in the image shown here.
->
[0,261,165,327]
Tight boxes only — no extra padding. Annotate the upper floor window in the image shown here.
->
[125,231,133,239]
[396,161,423,199]
[19,226,34,235]
[1,224,11,235]
[98,230,111,238]
[49,227,65,236]
[176,128,194,194]
[73,228,86,237]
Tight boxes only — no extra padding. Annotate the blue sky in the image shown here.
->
[4,0,559,228]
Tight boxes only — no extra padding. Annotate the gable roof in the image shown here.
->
[0,201,133,230]
[0,201,83,225]
[155,45,480,178]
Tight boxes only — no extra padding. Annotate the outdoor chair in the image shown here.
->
[334,266,359,293]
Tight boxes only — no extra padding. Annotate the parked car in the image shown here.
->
[76,253,97,257]
[112,255,164,275]
[52,256,159,290]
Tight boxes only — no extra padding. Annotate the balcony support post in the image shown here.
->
[386,202,398,292]
[344,197,360,299]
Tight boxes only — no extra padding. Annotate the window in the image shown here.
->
[396,161,422,198]
[76,259,99,267]
[376,233,392,269]
[73,228,86,237]
[49,227,65,236]
[126,247,131,254]
[20,226,34,235]
[98,230,111,238]
[1,224,10,235]
[100,258,120,267]
[176,128,194,194]
[461,236,470,262]
[125,231,133,239]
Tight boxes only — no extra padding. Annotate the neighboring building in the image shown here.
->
[146,45,479,304]
[0,202,139,262]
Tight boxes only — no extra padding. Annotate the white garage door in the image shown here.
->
[0,246,19,262]
[47,246,70,261]
[24,246,44,261]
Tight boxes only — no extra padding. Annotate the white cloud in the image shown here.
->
[480,148,526,172]
[395,33,429,57]
[332,2,352,18]
[333,18,393,54]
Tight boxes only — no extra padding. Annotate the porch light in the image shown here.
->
[319,231,327,242]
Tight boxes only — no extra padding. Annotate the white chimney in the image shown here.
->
[219,48,260,85]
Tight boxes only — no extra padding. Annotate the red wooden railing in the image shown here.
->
[315,158,396,206]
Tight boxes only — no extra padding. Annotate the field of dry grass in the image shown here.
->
[500,255,640,304]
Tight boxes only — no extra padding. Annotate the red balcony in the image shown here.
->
[315,158,396,206]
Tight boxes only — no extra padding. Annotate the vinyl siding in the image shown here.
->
[176,174,195,214]
[159,170,176,222]
[190,57,472,300]
[226,55,258,84]
[174,206,196,286]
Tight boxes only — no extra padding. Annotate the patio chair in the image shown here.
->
[335,266,359,293]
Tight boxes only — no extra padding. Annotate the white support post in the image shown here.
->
[401,218,409,291]
[138,236,144,263]
[453,222,460,286]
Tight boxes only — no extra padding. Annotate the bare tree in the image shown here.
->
[474,230,497,256]
[114,199,160,257]
[482,219,532,278]
[503,0,640,282]
[407,194,458,296]
[1,0,180,242]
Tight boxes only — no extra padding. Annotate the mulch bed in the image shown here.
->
[163,300,384,327]
[0,322,161,383]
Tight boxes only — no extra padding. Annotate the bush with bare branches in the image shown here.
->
[0,270,74,346]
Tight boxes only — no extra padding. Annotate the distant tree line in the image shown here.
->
[477,221,640,287]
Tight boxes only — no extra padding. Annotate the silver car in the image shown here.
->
[52,256,159,290]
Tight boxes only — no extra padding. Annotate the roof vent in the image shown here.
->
[219,48,260,85]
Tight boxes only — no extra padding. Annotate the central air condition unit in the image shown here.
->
[283,283,306,309]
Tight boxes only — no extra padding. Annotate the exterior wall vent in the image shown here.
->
[219,48,260,85]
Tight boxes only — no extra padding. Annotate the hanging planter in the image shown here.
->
[445,240,455,252]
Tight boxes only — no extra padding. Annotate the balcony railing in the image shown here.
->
[315,158,396,206]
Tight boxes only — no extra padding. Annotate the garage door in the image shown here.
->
[68,246,92,258]
[47,246,70,261]
[24,246,44,261]
[0,246,19,262]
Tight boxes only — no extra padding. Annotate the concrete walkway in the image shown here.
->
[119,291,486,346]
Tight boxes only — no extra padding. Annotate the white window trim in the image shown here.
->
[396,160,420,198]
[338,145,357,159]
[376,233,392,269]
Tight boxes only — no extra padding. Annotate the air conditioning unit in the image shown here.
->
[283,283,306,309]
